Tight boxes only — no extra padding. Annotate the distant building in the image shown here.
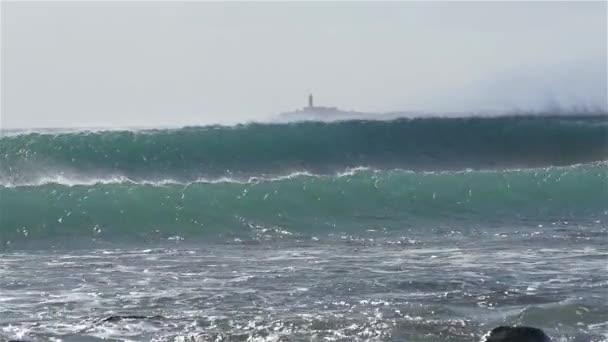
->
[279,94,362,120]
[298,94,338,112]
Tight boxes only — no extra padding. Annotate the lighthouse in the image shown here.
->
[280,94,341,117]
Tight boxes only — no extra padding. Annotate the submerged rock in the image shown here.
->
[101,314,164,323]
[483,326,551,342]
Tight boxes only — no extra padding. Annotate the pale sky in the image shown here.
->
[1,1,606,129]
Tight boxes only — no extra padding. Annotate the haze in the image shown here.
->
[1,1,606,129]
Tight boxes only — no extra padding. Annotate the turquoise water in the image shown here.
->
[0,115,607,341]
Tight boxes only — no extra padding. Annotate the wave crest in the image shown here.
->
[1,116,607,185]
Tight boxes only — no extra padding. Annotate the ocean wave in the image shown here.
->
[1,116,607,186]
[1,162,606,244]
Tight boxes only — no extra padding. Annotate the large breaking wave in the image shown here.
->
[1,115,607,186]
[1,115,607,246]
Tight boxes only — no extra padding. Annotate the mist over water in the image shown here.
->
[409,60,608,115]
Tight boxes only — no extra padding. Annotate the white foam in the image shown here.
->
[1,161,605,188]
[0,168,365,188]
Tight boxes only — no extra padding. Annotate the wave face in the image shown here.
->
[1,115,607,185]
[1,162,606,245]
[1,115,607,246]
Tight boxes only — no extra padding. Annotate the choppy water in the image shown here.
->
[1,115,607,341]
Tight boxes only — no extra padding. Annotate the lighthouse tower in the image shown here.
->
[280,93,340,116]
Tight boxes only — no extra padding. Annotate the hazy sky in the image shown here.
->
[1,1,606,128]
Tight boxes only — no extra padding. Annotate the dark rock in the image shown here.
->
[101,314,164,323]
[483,326,551,342]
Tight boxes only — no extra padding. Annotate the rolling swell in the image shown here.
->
[1,162,606,245]
[1,115,607,185]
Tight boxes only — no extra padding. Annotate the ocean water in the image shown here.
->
[1,115,607,341]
